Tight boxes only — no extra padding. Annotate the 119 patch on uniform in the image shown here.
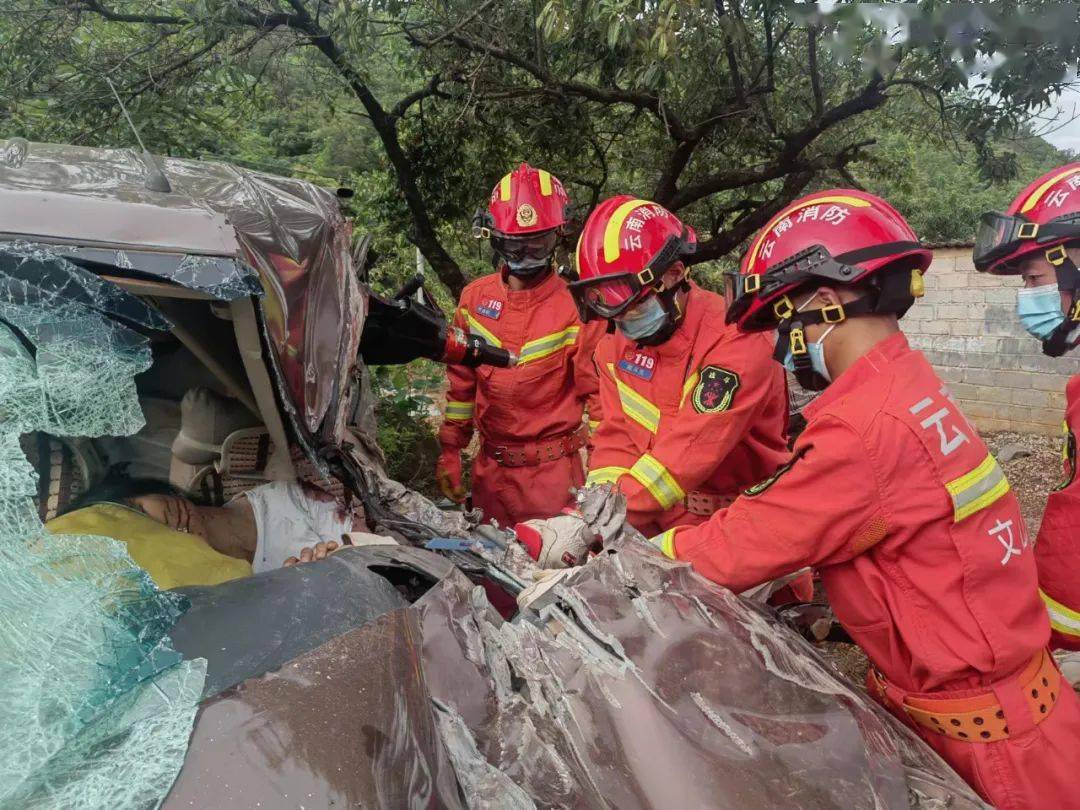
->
[476,298,503,319]
[692,365,740,413]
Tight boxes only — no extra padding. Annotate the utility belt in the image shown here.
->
[482,424,588,468]
[867,648,1061,743]
[683,490,736,516]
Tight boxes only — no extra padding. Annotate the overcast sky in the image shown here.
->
[1041,85,1080,154]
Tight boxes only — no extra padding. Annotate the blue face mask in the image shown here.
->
[616,296,668,341]
[780,292,836,383]
[1017,284,1065,339]
[781,325,836,382]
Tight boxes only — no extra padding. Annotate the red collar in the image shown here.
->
[804,332,911,419]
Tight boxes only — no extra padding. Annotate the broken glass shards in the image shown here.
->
[0,247,205,809]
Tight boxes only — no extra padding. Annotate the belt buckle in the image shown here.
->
[492,445,507,463]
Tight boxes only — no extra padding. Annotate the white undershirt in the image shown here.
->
[242,480,353,573]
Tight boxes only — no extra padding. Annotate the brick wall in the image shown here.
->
[904,247,1077,436]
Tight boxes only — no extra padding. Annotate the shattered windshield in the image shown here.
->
[0,243,204,807]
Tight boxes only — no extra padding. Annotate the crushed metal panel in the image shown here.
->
[166,607,467,810]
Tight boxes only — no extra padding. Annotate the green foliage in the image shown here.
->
[371,362,443,495]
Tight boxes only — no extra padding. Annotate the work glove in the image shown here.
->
[513,512,599,569]
[436,447,467,503]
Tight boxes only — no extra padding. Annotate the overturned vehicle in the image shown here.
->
[0,139,984,809]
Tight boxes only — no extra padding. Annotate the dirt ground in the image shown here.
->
[813,430,1062,687]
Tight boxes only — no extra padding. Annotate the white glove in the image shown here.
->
[513,513,597,569]
[516,568,576,612]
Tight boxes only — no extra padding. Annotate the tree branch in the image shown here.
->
[413,28,691,140]
[690,170,816,264]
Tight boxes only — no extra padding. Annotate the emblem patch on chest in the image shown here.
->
[692,365,740,413]
[476,298,503,320]
[617,349,656,380]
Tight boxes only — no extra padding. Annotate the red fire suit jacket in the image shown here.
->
[1034,374,1080,650]
[658,332,1049,692]
[587,282,789,536]
[439,269,604,525]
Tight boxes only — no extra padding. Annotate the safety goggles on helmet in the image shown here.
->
[726,240,924,328]
[489,229,559,267]
[973,211,1080,273]
[566,230,695,321]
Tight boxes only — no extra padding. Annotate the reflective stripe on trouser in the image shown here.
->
[629,453,685,510]
[1041,588,1080,641]
[445,400,474,421]
[606,363,660,433]
[586,466,629,485]
[649,528,677,559]
[461,308,502,347]
[945,452,1010,522]
[518,326,579,365]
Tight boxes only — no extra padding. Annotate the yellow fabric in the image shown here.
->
[461,307,503,348]
[587,466,630,485]
[944,452,1011,522]
[680,370,699,409]
[445,399,475,421]
[1041,588,1080,639]
[46,503,252,590]
[629,453,686,510]
[606,362,660,433]
[649,528,678,559]
[518,326,579,365]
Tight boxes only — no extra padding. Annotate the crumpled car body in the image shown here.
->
[0,139,986,809]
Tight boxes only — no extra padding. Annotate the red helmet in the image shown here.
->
[473,163,570,276]
[974,163,1080,275]
[568,196,696,322]
[727,189,931,332]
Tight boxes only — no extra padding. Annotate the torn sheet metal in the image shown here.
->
[168,543,985,809]
[0,138,363,447]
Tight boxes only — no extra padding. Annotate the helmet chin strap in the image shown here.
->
[632,279,690,346]
[1042,246,1080,357]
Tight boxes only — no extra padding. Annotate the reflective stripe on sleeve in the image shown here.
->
[445,400,474,421]
[649,528,678,559]
[587,466,629,485]
[1041,588,1080,639]
[945,452,1010,522]
[461,308,503,348]
[629,453,686,510]
[606,363,660,433]
[518,326,579,365]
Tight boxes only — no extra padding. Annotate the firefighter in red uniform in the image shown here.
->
[525,189,1080,809]
[436,164,604,526]
[975,163,1080,652]
[564,196,790,537]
